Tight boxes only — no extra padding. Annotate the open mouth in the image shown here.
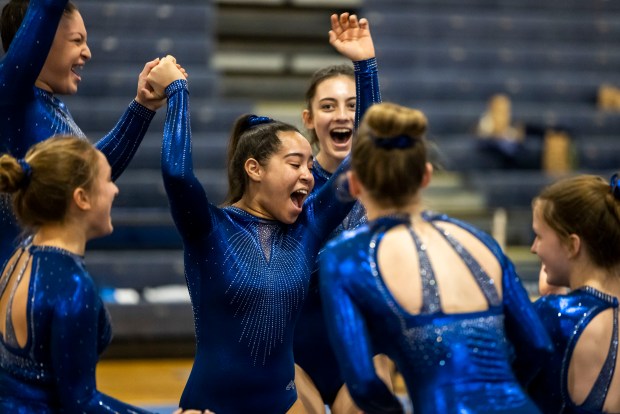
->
[290,189,309,209]
[71,65,84,81]
[330,128,353,145]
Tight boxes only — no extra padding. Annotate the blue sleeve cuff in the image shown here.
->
[353,57,378,73]
[129,100,156,121]
[166,79,189,98]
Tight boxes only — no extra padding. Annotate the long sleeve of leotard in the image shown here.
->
[95,100,155,181]
[353,58,381,129]
[319,246,404,414]
[50,267,153,413]
[308,58,381,240]
[501,259,554,385]
[0,0,67,102]
[160,79,215,241]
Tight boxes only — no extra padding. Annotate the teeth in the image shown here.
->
[295,189,308,195]
[332,128,351,133]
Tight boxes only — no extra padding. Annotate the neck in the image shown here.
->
[233,196,273,220]
[569,261,620,297]
[32,224,87,256]
[315,152,343,174]
[365,202,422,222]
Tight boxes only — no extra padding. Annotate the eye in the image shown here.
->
[347,102,356,110]
[320,103,335,111]
[290,164,300,169]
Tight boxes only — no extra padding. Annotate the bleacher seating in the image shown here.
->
[362,0,619,285]
[3,0,617,355]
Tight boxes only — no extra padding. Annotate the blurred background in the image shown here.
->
[4,0,619,410]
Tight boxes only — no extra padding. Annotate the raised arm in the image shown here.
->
[0,0,67,99]
[94,59,165,181]
[329,13,380,128]
[308,14,381,237]
[319,247,404,414]
[151,57,215,240]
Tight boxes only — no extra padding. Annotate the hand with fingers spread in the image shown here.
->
[146,55,187,100]
[329,12,375,62]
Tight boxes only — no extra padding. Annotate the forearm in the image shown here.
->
[354,57,381,129]
[95,100,155,181]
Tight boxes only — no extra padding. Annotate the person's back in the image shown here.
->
[319,102,552,414]
[322,212,548,414]
[0,244,114,412]
[531,289,620,413]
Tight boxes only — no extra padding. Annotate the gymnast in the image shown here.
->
[319,102,554,414]
[0,135,210,413]
[147,19,380,410]
[293,13,394,414]
[0,0,175,263]
[528,173,620,413]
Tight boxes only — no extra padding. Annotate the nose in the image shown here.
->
[113,182,119,197]
[530,239,537,254]
[82,43,92,61]
[335,104,349,120]
[300,166,313,184]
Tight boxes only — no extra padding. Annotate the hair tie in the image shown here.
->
[246,115,273,129]
[372,134,415,150]
[610,173,620,200]
[17,158,32,189]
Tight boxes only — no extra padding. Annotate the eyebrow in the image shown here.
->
[318,96,356,102]
[284,153,313,161]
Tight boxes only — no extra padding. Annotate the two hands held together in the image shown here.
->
[135,55,188,111]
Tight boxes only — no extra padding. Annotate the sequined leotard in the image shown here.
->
[319,212,553,414]
[0,0,155,264]
[529,287,619,414]
[0,244,153,413]
[293,59,376,406]
[160,74,377,413]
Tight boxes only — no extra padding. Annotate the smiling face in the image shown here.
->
[35,10,91,95]
[254,131,314,224]
[530,200,572,287]
[303,75,356,173]
[85,151,119,240]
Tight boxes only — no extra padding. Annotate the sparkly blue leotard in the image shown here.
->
[319,212,553,414]
[0,0,155,264]
[293,59,377,406]
[529,287,619,414]
[160,75,377,413]
[0,244,153,413]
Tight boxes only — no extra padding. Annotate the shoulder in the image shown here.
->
[33,247,97,298]
[534,290,602,326]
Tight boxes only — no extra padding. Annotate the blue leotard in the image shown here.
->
[319,212,553,414]
[293,58,377,406]
[160,75,378,413]
[0,0,155,264]
[529,287,619,414]
[0,244,153,413]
